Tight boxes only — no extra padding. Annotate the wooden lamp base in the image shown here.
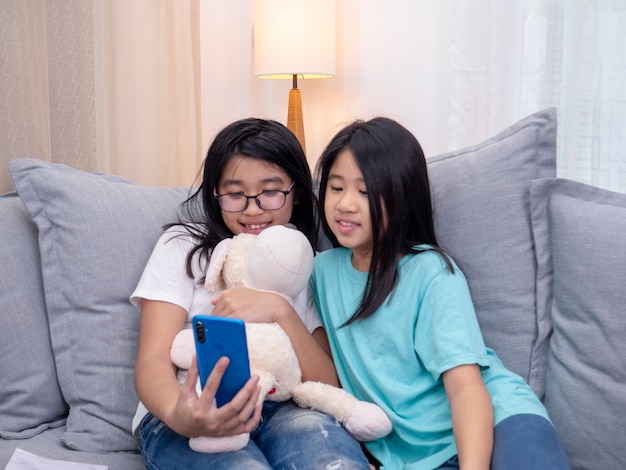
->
[287,85,306,154]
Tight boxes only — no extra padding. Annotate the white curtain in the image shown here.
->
[3,1,624,194]
[0,0,203,193]
[446,0,626,192]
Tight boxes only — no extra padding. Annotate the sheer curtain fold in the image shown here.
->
[448,0,626,192]
[101,0,202,186]
[0,0,202,193]
[1,0,53,192]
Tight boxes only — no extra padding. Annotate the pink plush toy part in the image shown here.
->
[170,225,392,453]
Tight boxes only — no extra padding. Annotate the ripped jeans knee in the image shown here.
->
[253,400,372,470]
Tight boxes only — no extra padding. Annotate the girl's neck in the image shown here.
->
[350,249,372,272]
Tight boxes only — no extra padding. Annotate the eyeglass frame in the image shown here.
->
[213,181,296,213]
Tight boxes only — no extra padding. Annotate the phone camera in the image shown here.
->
[195,320,205,343]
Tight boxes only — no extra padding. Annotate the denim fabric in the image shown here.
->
[435,414,570,470]
[139,400,371,470]
[435,455,459,469]
[491,414,570,470]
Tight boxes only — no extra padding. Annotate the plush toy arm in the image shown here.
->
[291,381,393,442]
[189,434,250,453]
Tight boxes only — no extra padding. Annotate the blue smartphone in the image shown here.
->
[192,315,251,407]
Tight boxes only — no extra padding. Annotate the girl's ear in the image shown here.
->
[292,186,302,205]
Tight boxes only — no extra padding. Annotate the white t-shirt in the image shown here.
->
[130,226,321,433]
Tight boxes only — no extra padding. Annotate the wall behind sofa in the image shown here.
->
[200,0,626,193]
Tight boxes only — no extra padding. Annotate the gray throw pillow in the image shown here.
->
[0,193,68,438]
[427,107,556,398]
[10,159,189,453]
[531,178,626,470]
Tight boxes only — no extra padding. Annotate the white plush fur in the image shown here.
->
[170,225,392,453]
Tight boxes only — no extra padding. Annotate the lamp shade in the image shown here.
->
[254,0,336,79]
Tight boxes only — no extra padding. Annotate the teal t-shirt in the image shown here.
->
[310,247,548,470]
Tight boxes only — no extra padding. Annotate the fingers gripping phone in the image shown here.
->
[192,315,251,408]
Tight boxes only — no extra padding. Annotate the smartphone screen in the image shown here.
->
[192,315,251,407]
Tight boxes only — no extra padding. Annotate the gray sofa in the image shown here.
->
[1,108,624,470]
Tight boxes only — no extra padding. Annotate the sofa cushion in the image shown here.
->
[428,107,556,398]
[531,178,626,470]
[10,159,189,453]
[0,193,68,438]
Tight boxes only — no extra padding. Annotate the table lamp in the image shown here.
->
[253,0,336,154]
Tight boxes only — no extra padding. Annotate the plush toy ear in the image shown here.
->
[205,238,233,293]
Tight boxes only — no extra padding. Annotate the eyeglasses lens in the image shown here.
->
[219,191,286,212]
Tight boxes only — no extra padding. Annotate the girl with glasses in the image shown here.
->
[132,118,371,469]
[311,117,570,470]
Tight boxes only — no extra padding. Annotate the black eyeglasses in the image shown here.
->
[213,182,295,213]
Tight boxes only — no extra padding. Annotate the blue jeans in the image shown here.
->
[436,414,570,469]
[138,400,371,469]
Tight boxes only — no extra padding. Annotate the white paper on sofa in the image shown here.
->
[6,448,108,470]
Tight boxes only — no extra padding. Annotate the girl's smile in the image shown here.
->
[335,217,361,234]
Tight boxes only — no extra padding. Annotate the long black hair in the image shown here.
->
[315,117,453,325]
[172,117,318,277]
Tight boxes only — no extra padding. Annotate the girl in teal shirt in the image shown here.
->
[310,117,570,470]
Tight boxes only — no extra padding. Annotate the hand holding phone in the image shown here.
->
[192,315,251,407]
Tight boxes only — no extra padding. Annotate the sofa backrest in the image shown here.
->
[0,193,68,439]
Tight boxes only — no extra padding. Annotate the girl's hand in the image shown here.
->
[211,287,290,324]
[172,355,262,438]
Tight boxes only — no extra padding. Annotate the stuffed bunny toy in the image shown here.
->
[170,224,392,453]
